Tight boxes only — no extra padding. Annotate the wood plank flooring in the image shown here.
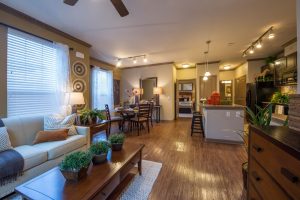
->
[97,118,247,200]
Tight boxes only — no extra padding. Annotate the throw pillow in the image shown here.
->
[0,127,12,152]
[44,114,78,136]
[33,129,68,145]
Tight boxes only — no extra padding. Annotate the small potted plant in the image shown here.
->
[60,151,92,181]
[89,141,110,164]
[109,133,125,151]
[81,108,106,125]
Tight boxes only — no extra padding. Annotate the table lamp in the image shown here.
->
[153,87,162,105]
[65,92,85,114]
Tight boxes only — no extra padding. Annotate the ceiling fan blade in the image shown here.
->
[64,0,79,6]
[110,0,129,17]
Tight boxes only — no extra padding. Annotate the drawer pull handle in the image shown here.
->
[252,144,263,152]
[251,171,261,182]
[281,168,299,183]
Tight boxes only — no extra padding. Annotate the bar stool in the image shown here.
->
[191,112,204,136]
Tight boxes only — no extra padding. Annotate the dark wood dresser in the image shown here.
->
[248,126,300,200]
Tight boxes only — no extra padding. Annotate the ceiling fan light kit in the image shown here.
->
[63,0,129,17]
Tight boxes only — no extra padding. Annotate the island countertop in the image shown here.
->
[202,104,244,110]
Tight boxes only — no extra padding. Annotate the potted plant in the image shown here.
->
[271,92,289,115]
[89,141,110,164]
[60,151,92,181]
[81,108,106,125]
[108,133,125,151]
[237,104,272,189]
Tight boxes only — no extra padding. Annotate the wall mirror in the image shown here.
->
[140,77,157,101]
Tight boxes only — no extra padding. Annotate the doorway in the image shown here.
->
[177,79,196,118]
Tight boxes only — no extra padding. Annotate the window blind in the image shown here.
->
[7,28,58,117]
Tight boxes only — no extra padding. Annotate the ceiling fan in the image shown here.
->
[63,0,129,17]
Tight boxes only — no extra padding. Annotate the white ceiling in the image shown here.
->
[0,0,297,69]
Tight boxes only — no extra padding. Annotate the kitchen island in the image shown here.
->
[202,105,245,144]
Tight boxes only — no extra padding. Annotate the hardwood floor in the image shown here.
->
[96,118,247,200]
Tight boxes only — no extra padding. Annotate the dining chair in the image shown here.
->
[130,104,150,136]
[105,104,123,135]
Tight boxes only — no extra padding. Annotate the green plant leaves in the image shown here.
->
[89,141,110,155]
[108,133,125,144]
[246,104,272,127]
[60,151,92,171]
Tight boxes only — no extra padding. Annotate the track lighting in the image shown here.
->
[115,54,147,66]
[116,59,122,67]
[249,46,254,54]
[143,56,148,63]
[268,28,275,39]
[133,58,137,64]
[256,40,262,48]
[242,26,274,57]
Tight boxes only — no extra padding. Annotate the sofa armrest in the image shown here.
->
[75,126,90,147]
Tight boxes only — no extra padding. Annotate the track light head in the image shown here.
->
[256,40,262,48]
[268,29,275,39]
[249,46,255,54]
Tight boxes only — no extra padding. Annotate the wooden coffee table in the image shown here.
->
[15,143,145,200]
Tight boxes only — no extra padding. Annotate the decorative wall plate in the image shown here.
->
[72,61,87,77]
[72,79,86,92]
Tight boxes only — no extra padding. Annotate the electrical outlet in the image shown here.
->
[226,112,230,117]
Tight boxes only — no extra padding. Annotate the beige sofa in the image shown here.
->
[0,115,90,198]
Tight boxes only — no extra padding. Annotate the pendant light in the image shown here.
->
[203,76,208,81]
[204,40,211,77]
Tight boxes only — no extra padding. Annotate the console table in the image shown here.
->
[16,143,145,200]
[154,105,161,123]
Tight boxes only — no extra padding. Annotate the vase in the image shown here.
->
[111,143,123,151]
[92,153,107,164]
[60,165,90,182]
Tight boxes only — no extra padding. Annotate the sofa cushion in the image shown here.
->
[32,135,86,160]
[14,145,47,171]
[3,115,44,147]
[33,129,68,144]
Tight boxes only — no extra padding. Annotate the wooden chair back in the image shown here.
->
[105,104,111,120]
[138,104,150,119]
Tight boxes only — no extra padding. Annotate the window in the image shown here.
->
[91,67,113,110]
[7,28,69,117]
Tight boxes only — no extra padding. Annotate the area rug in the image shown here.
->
[5,160,162,200]
[119,160,162,200]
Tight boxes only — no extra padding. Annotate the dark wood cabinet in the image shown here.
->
[248,126,300,200]
[274,54,297,86]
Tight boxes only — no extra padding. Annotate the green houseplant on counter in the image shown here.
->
[271,92,289,105]
[89,141,110,164]
[109,133,125,151]
[60,151,92,181]
[238,104,273,189]
[81,108,106,125]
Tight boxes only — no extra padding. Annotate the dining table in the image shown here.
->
[114,107,138,132]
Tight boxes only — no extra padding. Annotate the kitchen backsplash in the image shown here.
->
[280,85,297,94]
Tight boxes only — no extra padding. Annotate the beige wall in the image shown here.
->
[235,62,248,79]
[297,0,300,94]
[219,70,235,80]
[247,60,265,83]
[0,7,91,112]
[176,68,196,80]
[121,64,175,120]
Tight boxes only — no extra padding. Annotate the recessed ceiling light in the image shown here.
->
[224,66,231,70]
[182,64,190,68]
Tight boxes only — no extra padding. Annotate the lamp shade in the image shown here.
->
[65,92,85,105]
[133,88,143,95]
[153,87,162,95]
